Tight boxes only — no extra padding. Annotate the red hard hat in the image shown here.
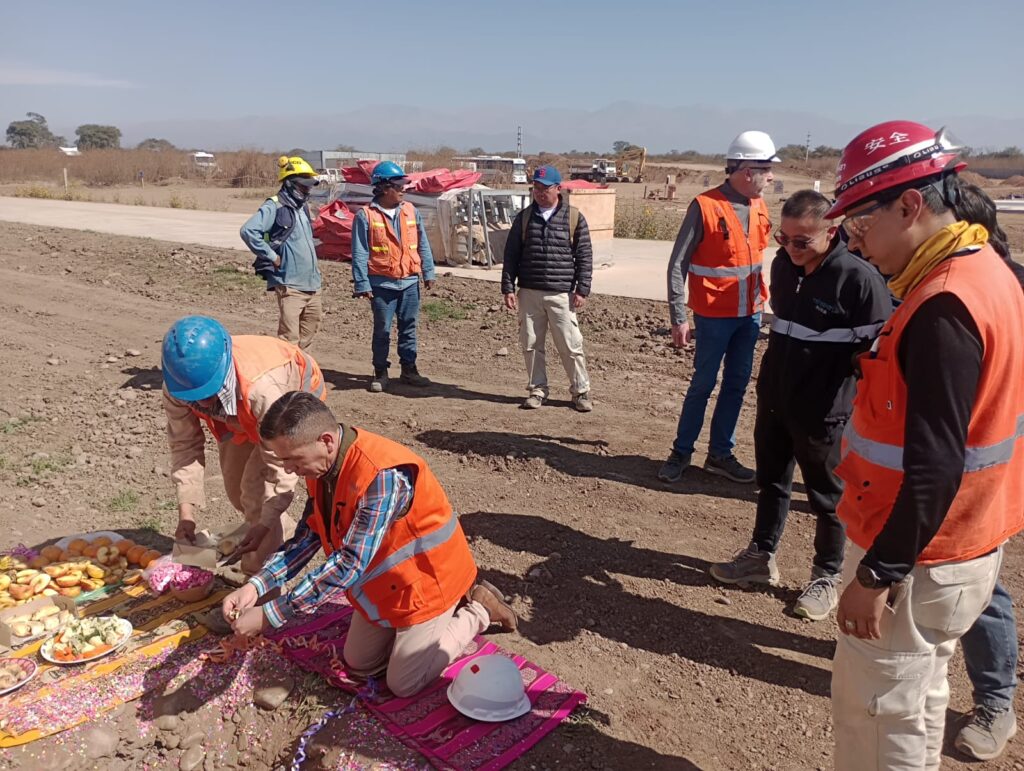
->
[826,120,966,218]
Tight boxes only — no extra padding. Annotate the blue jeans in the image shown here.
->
[371,283,420,371]
[672,313,760,458]
[961,580,1018,709]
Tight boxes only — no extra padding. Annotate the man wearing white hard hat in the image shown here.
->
[660,131,779,485]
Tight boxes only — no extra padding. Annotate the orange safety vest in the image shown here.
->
[687,188,771,317]
[365,202,421,279]
[837,245,1024,564]
[191,336,326,445]
[305,429,477,627]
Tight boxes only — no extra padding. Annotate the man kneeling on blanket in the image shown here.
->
[223,391,517,697]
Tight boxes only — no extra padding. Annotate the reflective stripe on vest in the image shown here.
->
[348,514,460,628]
[365,203,420,277]
[769,317,885,344]
[844,414,1024,473]
[689,263,763,279]
[299,350,326,400]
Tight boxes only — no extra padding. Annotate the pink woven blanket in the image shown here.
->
[270,604,587,771]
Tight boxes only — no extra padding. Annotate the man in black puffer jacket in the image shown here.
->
[710,190,891,621]
[501,165,594,412]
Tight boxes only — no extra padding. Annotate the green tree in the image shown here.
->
[136,137,176,151]
[76,124,122,150]
[5,112,62,149]
[465,146,485,155]
[612,140,637,155]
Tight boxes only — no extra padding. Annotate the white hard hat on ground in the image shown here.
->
[726,131,782,163]
[447,655,531,722]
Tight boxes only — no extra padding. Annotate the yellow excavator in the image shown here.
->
[617,146,647,183]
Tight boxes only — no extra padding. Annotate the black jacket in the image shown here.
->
[756,238,892,434]
[501,199,593,295]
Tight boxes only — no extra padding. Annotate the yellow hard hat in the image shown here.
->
[277,156,317,182]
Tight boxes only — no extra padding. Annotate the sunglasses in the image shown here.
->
[774,230,826,250]
[842,198,895,240]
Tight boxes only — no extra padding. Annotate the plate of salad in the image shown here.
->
[40,615,133,665]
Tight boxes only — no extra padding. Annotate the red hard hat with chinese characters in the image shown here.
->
[826,120,966,218]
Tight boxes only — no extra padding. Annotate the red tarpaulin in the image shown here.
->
[341,162,482,193]
[312,200,355,262]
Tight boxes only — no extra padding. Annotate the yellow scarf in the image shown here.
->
[888,221,989,300]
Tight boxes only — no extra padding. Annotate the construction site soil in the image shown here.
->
[0,220,1022,770]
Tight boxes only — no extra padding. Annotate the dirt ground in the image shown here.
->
[0,215,1023,771]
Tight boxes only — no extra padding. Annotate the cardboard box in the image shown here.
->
[171,529,219,570]
[0,595,80,649]
[171,524,249,569]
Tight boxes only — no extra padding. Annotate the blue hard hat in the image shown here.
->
[371,160,407,184]
[161,316,232,401]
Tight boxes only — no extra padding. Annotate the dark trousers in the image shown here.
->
[752,402,846,575]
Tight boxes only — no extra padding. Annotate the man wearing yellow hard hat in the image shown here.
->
[240,156,324,350]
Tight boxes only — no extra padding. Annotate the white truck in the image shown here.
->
[568,158,622,183]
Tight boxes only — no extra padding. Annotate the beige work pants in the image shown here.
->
[343,600,490,698]
[832,543,1002,771]
[275,286,324,350]
[217,440,294,575]
[518,288,590,398]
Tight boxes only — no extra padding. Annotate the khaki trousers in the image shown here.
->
[832,543,1002,770]
[275,286,324,350]
[343,599,489,698]
[217,440,295,574]
[518,288,590,397]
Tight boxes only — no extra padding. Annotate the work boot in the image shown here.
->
[657,451,691,482]
[467,580,518,632]
[369,369,389,393]
[522,393,544,409]
[400,363,430,387]
[793,568,841,621]
[572,392,593,412]
[704,453,756,483]
[956,705,1018,760]
[709,542,780,586]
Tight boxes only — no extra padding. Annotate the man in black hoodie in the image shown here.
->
[710,190,891,620]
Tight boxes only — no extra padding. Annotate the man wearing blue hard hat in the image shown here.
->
[161,315,326,575]
[501,164,594,411]
[351,161,437,393]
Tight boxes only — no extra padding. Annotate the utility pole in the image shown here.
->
[805,132,811,164]
[517,125,523,158]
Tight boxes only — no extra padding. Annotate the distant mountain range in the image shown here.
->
[77,102,1023,155]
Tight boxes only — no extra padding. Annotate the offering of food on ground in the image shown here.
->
[0,658,36,694]
[44,615,131,663]
[1,536,157,607]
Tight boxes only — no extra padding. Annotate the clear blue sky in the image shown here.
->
[3,0,1022,140]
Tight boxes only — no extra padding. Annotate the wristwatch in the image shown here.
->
[856,563,894,590]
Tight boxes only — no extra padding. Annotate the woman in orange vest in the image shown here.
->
[825,121,1024,770]
[223,391,517,698]
[162,316,326,575]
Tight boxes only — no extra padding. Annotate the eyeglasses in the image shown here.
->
[842,199,894,240]
[746,166,774,174]
[774,230,826,250]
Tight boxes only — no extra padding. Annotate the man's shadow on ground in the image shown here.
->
[462,511,834,698]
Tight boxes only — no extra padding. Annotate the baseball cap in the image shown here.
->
[532,165,562,186]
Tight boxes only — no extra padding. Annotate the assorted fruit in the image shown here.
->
[0,537,157,608]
